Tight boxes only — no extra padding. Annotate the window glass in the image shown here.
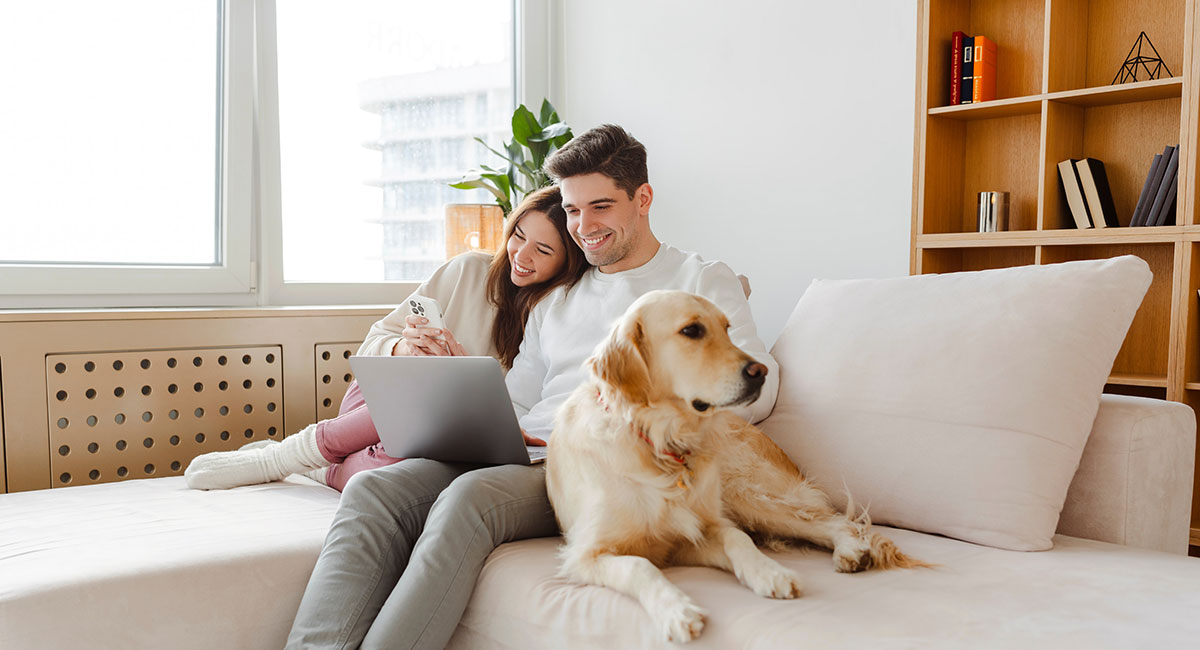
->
[277,0,513,282]
[0,2,219,266]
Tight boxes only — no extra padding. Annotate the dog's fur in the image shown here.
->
[545,290,926,643]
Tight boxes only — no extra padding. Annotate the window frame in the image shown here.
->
[0,0,257,309]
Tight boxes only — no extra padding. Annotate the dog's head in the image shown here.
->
[589,290,767,415]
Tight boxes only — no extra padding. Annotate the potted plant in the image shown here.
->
[444,100,573,257]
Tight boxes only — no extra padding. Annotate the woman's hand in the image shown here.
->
[395,315,446,356]
[393,315,468,357]
[439,327,468,357]
[521,428,547,447]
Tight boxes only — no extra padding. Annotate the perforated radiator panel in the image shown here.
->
[46,347,284,487]
[315,343,358,421]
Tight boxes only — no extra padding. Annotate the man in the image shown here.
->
[286,124,778,649]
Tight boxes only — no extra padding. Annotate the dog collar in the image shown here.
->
[595,389,691,466]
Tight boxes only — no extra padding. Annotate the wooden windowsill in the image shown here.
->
[0,305,395,323]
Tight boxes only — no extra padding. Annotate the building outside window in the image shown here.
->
[277,0,513,284]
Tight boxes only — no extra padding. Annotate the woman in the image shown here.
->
[184,185,588,491]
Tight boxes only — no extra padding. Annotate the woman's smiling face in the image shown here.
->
[506,210,567,287]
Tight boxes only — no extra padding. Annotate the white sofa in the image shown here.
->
[2,393,1197,649]
[4,257,1200,648]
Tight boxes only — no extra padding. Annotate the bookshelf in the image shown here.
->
[911,0,1200,551]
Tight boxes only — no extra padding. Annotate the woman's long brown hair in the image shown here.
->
[487,185,589,368]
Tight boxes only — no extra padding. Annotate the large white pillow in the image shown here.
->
[759,256,1152,551]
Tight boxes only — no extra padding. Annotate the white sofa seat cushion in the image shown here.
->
[758,256,1152,551]
[0,476,339,650]
[448,531,1200,649]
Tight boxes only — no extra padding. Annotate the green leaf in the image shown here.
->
[551,132,572,149]
[528,122,571,143]
[511,105,540,146]
[475,137,516,165]
[527,140,550,169]
[448,176,508,205]
[505,140,526,167]
[539,99,558,125]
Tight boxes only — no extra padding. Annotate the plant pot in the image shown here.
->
[444,204,504,259]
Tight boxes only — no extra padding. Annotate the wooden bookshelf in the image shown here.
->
[912,0,1200,549]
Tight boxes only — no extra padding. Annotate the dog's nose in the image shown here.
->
[743,362,768,381]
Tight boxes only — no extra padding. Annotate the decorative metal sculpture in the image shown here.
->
[1113,32,1172,84]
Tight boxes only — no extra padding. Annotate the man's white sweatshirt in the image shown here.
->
[506,243,779,439]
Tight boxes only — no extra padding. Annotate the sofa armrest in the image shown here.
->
[1056,394,1196,554]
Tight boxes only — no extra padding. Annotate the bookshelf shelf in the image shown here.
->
[1048,77,1185,107]
[929,96,1043,120]
[917,227,1188,247]
[1109,373,1171,388]
[913,0,1199,549]
[928,79,1185,121]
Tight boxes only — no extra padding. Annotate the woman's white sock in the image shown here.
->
[184,423,329,490]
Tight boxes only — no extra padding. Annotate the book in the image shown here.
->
[972,36,997,102]
[1133,146,1173,226]
[1152,169,1179,226]
[1147,145,1180,227]
[1058,159,1093,229]
[1130,153,1163,227]
[961,36,974,104]
[951,31,966,105]
[1074,159,1119,228]
[1142,146,1180,227]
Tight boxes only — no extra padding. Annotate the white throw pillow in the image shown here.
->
[759,256,1152,551]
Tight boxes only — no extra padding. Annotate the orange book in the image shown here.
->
[973,36,998,102]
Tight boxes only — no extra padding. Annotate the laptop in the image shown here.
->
[348,355,547,465]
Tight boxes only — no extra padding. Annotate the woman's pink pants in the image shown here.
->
[313,380,403,492]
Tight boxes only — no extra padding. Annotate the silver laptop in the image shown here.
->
[348,355,546,465]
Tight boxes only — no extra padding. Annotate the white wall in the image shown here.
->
[553,1,918,345]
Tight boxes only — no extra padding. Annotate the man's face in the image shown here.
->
[560,173,648,269]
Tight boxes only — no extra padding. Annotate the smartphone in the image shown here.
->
[407,294,446,340]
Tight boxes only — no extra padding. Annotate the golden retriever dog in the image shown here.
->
[545,290,925,643]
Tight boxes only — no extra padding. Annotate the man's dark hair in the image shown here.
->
[544,124,648,199]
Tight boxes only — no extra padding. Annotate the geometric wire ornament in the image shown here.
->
[1112,31,1172,84]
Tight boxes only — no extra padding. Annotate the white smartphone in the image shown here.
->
[406,294,446,340]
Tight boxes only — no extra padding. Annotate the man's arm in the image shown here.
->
[696,262,780,423]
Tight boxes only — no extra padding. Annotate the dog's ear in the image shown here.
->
[589,317,652,406]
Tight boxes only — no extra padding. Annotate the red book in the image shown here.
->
[973,35,997,102]
[951,31,966,104]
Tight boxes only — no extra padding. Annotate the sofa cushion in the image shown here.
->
[0,476,339,650]
[448,529,1200,649]
[757,256,1151,551]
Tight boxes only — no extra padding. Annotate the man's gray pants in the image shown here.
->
[284,459,557,649]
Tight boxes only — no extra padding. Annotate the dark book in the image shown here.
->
[1146,145,1180,227]
[961,36,974,104]
[951,31,966,105]
[1074,159,1119,228]
[1058,159,1092,229]
[1130,153,1163,227]
[1153,171,1179,226]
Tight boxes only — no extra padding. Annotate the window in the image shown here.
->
[0,0,254,300]
[274,0,514,284]
[0,0,539,307]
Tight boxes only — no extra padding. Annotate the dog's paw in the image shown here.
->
[654,596,706,643]
[743,560,803,599]
[833,538,873,573]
